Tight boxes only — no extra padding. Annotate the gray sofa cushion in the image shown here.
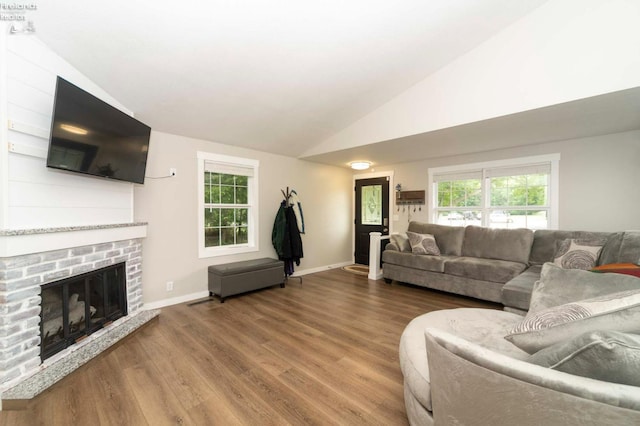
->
[506,289,640,354]
[529,230,614,265]
[383,264,506,302]
[528,330,640,387]
[552,238,605,270]
[599,232,625,265]
[501,265,542,310]
[407,231,441,255]
[444,257,527,284]
[461,226,533,264]
[390,233,411,252]
[381,250,449,273]
[527,262,640,315]
[408,222,465,256]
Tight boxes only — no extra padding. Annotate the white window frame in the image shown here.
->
[197,151,259,258]
[428,154,560,229]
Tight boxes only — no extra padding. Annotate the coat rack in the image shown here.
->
[277,186,302,284]
[281,186,293,203]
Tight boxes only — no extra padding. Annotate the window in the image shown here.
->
[198,152,259,258]
[429,154,559,230]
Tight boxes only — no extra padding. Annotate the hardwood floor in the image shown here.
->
[0,268,499,425]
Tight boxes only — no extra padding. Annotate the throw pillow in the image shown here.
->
[527,262,640,316]
[406,231,441,256]
[553,239,604,270]
[505,288,640,354]
[527,330,640,387]
[390,233,412,253]
[591,263,640,278]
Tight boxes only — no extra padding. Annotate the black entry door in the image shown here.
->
[354,176,390,265]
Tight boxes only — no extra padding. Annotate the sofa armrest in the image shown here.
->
[384,242,399,251]
[424,328,640,425]
[617,231,640,264]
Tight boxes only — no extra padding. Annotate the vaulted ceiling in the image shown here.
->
[33,1,640,168]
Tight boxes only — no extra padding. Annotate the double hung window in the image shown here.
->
[429,154,559,229]
[198,152,259,257]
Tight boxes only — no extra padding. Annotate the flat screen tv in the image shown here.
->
[47,76,151,184]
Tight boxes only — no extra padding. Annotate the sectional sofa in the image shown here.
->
[389,222,640,425]
[382,221,640,312]
[402,300,640,425]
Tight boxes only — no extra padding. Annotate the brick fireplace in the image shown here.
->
[0,223,158,407]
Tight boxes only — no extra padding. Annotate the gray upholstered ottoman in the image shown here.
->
[208,258,285,302]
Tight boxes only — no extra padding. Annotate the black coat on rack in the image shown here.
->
[272,187,303,276]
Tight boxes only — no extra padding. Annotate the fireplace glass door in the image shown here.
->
[41,262,127,360]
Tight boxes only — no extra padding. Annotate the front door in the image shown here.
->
[354,177,390,265]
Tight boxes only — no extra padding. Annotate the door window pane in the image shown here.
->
[362,184,382,225]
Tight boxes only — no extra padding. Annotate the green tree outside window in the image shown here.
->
[203,172,250,247]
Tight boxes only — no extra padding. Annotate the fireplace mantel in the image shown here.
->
[0,223,148,257]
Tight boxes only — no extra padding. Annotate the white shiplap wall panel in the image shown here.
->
[7,77,54,116]
[7,127,47,150]
[8,206,133,229]
[8,103,51,131]
[6,36,130,113]
[4,36,138,229]
[8,154,133,228]
[9,154,133,191]
[6,49,54,93]
[9,180,132,209]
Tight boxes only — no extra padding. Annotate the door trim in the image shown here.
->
[352,170,394,264]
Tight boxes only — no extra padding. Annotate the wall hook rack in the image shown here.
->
[396,190,426,206]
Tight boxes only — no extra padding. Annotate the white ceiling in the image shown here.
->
[33,0,555,164]
[304,87,640,167]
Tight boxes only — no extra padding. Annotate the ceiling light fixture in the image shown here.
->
[350,161,371,170]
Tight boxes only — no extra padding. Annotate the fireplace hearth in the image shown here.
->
[0,223,159,407]
[41,263,127,360]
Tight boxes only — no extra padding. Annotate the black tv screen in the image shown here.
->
[47,76,151,184]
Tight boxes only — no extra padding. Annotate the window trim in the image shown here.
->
[197,151,259,258]
[427,154,560,229]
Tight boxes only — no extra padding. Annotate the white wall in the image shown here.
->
[307,0,640,156]
[134,131,353,307]
[0,32,354,308]
[1,35,136,230]
[385,130,640,233]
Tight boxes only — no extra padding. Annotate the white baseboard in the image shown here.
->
[143,290,209,310]
[142,261,354,309]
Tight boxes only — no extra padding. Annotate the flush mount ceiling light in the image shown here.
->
[350,161,371,170]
